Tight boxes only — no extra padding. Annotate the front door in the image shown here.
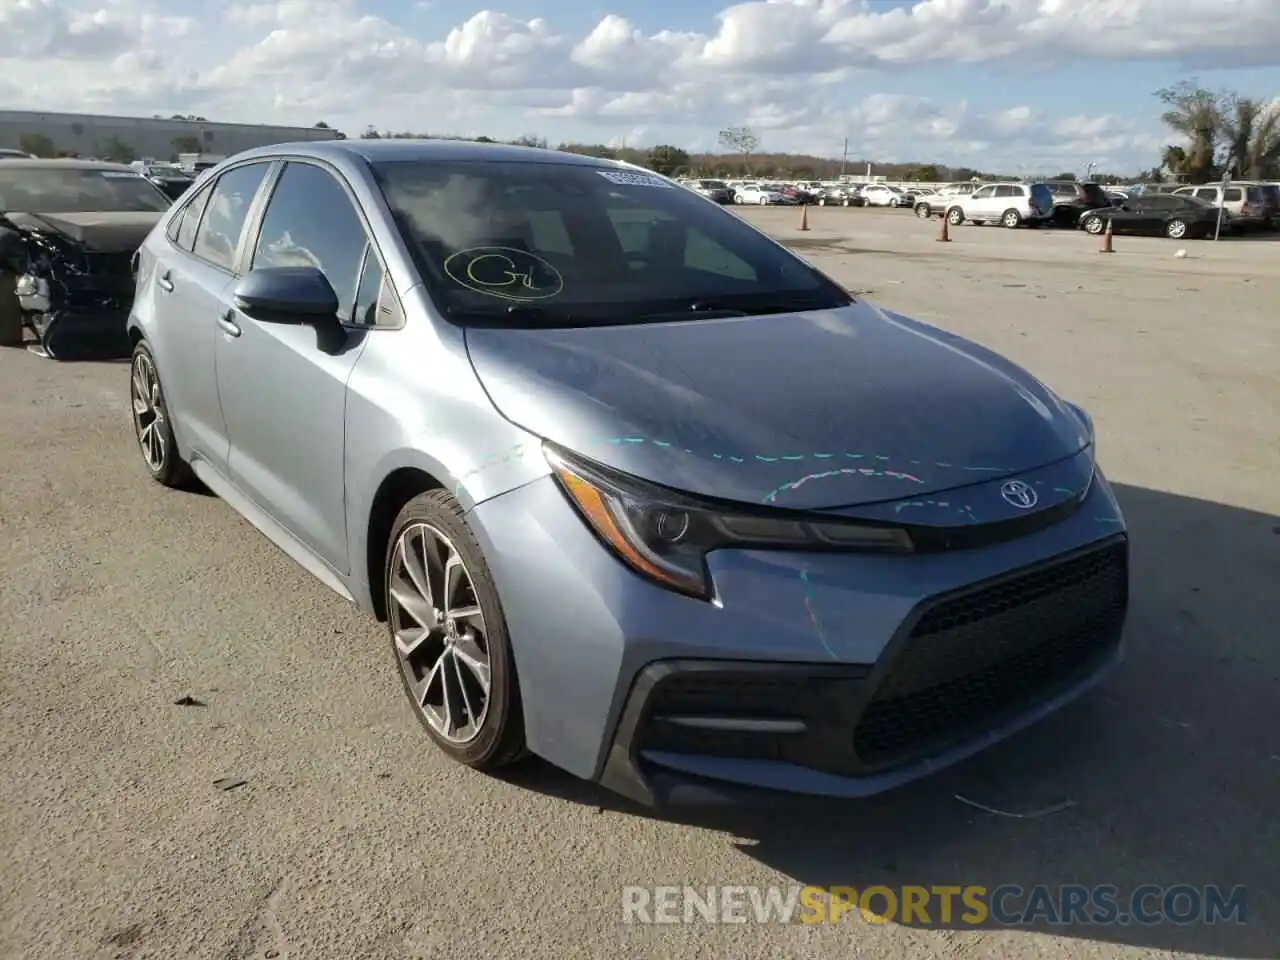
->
[214,160,380,574]
[968,184,997,218]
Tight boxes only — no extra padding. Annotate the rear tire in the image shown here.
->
[1165,219,1188,240]
[1082,214,1105,235]
[915,203,931,218]
[1002,209,1023,228]
[947,207,965,225]
[130,341,195,488]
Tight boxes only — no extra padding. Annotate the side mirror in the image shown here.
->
[232,266,339,322]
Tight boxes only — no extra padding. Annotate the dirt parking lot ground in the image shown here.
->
[2,208,1277,960]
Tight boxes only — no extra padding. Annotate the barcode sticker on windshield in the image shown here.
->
[596,170,672,188]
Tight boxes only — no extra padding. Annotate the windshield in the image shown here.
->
[374,159,851,327]
[0,167,172,213]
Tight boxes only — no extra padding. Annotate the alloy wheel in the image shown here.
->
[1167,219,1187,239]
[1084,216,1104,235]
[130,351,167,471]
[389,521,492,744]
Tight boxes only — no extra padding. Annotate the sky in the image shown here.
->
[3,0,1280,172]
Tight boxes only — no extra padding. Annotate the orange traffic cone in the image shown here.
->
[1100,218,1114,253]
[937,215,950,242]
[799,204,810,231]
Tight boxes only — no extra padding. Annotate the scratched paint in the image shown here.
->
[761,466,924,505]
[450,434,1011,494]
[799,569,838,660]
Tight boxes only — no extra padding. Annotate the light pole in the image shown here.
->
[1085,160,1097,182]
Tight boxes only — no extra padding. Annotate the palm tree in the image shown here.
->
[1160,144,1189,179]
[1156,81,1221,182]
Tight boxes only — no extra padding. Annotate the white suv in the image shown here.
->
[945,182,1054,228]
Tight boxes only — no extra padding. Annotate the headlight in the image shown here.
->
[544,443,914,601]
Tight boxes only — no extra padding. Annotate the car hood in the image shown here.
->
[3,211,163,253]
[464,301,1091,511]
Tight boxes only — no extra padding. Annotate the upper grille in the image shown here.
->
[853,539,1128,767]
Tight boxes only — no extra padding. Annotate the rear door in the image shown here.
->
[150,162,272,475]
[214,159,383,574]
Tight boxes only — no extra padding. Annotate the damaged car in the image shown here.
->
[0,159,172,359]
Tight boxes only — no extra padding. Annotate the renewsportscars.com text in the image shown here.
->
[621,884,1248,927]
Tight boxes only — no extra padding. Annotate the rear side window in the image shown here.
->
[250,161,371,316]
[1223,187,1243,202]
[993,185,1014,198]
[168,183,213,251]
[1048,183,1074,197]
[1243,186,1262,201]
[192,163,270,271]
[1194,187,1218,202]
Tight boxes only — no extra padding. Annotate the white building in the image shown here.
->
[0,109,341,161]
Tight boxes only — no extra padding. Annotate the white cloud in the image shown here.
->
[2,0,1280,169]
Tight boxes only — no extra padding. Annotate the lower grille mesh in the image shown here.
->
[853,541,1127,766]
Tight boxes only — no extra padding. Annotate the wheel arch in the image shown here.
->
[365,466,445,622]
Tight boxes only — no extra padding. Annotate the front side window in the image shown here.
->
[1223,187,1243,202]
[372,160,851,327]
[0,167,171,214]
[972,186,995,199]
[250,161,371,313]
[192,163,270,271]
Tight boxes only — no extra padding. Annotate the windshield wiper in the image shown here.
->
[447,303,567,325]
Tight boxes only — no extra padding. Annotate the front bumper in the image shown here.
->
[468,469,1129,806]
[600,535,1126,806]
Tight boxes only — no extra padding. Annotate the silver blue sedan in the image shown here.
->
[127,139,1128,806]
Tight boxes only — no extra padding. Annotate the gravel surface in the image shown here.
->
[2,208,1276,960]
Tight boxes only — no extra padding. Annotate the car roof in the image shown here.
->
[0,158,136,171]
[228,138,619,169]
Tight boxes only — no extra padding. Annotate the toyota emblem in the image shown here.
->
[1000,479,1039,510]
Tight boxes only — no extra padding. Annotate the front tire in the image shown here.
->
[915,203,931,218]
[130,341,194,488]
[1082,215,1104,235]
[0,271,24,347]
[386,489,526,770]
[1165,219,1188,240]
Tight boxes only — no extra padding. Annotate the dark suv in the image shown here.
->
[1043,181,1113,227]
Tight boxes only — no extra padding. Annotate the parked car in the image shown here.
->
[1078,194,1225,240]
[1171,183,1270,231]
[944,181,1055,228]
[735,183,787,205]
[914,182,977,218]
[815,185,863,207]
[127,139,1127,807]
[140,163,196,201]
[0,159,172,357]
[1042,181,1113,227]
[860,183,910,207]
[684,179,734,204]
[1258,183,1280,228]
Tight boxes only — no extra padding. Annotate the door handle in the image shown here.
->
[216,310,242,338]
[157,272,174,293]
